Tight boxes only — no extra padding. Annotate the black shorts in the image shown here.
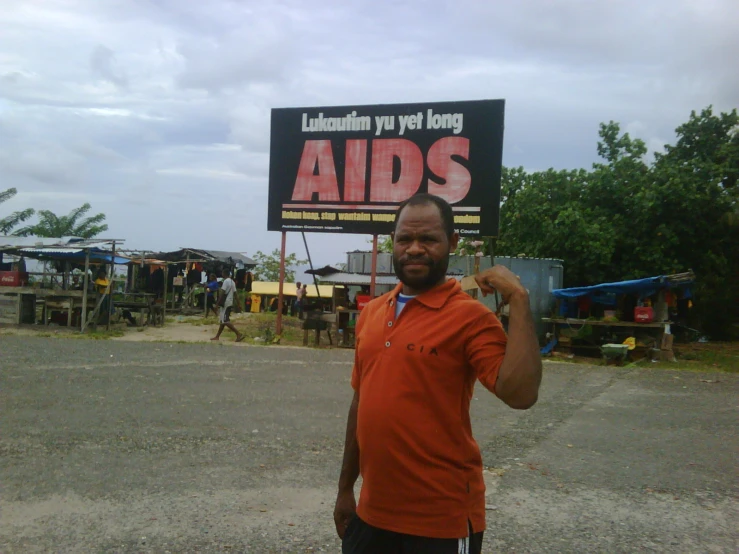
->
[342,515,483,554]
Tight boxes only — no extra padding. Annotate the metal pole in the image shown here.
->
[276,232,287,335]
[81,250,90,331]
[370,235,378,298]
[301,232,321,299]
[106,241,116,331]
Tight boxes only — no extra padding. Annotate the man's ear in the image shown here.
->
[448,232,460,253]
[390,232,395,244]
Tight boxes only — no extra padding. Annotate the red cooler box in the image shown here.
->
[634,306,654,323]
[0,271,29,287]
[356,295,371,311]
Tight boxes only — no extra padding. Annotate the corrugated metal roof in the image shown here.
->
[0,236,69,249]
[0,236,122,250]
[20,247,83,255]
[318,272,398,286]
[156,248,256,266]
[203,250,256,266]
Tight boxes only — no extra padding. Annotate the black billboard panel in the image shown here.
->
[267,99,504,236]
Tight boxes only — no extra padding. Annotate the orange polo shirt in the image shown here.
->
[351,278,507,539]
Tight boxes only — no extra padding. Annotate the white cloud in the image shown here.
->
[0,0,737,263]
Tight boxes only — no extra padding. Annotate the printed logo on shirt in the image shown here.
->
[406,343,438,356]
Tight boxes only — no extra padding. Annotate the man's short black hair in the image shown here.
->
[394,193,455,238]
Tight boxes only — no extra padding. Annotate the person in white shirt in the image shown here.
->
[294,281,304,316]
[210,269,246,342]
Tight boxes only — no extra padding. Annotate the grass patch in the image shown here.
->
[548,341,739,372]
[236,312,306,345]
[667,342,739,372]
[77,328,127,340]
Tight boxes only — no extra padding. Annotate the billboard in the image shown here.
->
[267,99,504,236]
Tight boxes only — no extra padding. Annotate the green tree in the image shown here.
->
[493,166,618,286]
[490,107,738,338]
[644,107,739,338]
[362,108,739,338]
[15,203,108,239]
[377,235,393,253]
[252,249,308,282]
[0,188,35,235]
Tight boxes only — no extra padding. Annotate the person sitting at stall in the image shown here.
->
[94,268,110,294]
[94,268,112,324]
[71,274,84,291]
[173,270,185,305]
[292,282,303,317]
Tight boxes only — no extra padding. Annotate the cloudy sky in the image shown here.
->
[1,0,737,271]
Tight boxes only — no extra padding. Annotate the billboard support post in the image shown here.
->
[370,235,378,298]
[276,231,287,336]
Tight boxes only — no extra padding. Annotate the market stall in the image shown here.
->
[543,271,695,362]
[143,248,256,314]
[307,271,397,347]
[0,237,128,330]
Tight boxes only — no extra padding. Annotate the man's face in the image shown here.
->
[392,203,458,294]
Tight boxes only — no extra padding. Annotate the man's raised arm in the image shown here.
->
[476,266,542,410]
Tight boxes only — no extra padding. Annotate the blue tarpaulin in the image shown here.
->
[552,274,694,301]
[18,247,130,264]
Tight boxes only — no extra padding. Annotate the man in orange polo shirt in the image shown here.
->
[334,193,542,554]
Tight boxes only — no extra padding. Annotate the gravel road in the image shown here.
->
[1,336,737,553]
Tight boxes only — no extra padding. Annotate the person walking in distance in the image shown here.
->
[334,193,542,554]
[294,281,304,317]
[205,273,220,319]
[210,269,245,343]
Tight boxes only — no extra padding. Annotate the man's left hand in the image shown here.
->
[474,265,528,304]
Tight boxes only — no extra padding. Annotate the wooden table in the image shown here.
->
[302,312,336,346]
[115,292,159,326]
[541,317,673,359]
[335,309,360,348]
[1,287,86,327]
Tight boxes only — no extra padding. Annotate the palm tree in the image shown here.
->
[0,188,35,235]
[15,203,108,239]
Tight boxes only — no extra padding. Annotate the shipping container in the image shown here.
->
[346,251,394,274]
[447,255,564,340]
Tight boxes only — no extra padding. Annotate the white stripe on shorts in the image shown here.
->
[458,535,469,554]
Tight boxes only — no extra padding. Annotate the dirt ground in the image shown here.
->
[1,335,737,553]
[0,312,332,348]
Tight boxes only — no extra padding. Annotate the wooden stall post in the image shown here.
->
[81,249,90,331]
[276,232,287,336]
[184,252,190,308]
[204,274,208,318]
[106,241,116,331]
[370,235,378,298]
[63,261,70,290]
[163,263,169,325]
